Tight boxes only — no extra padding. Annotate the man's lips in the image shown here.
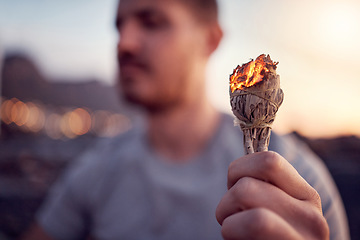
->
[120,64,143,74]
[119,59,149,76]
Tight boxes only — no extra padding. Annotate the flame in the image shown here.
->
[230,54,277,92]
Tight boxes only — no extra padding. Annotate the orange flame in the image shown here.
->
[230,54,277,92]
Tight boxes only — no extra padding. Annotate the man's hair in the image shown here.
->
[179,0,219,24]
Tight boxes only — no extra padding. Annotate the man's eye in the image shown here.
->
[143,19,158,29]
[138,10,168,30]
[142,17,165,29]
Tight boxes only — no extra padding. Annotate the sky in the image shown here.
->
[0,0,359,138]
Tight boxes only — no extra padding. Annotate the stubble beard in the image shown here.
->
[118,79,184,115]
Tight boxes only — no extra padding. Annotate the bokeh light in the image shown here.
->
[24,102,45,132]
[1,97,132,139]
[68,108,92,136]
[1,98,15,124]
[45,113,63,140]
[12,100,30,127]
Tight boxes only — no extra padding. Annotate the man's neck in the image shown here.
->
[147,95,221,163]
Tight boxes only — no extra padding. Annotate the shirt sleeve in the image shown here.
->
[274,134,350,240]
[36,153,95,240]
[35,133,134,240]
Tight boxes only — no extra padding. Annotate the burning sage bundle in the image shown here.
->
[229,54,284,154]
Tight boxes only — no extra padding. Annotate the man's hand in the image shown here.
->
[215,151,329,240]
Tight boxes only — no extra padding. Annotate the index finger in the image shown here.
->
[228,151,320,205]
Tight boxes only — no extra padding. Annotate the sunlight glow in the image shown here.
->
[317,3,360,51]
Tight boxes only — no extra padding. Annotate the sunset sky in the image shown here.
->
[0,0,359,138]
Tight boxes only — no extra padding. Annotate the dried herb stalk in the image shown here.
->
[229,54,284,154]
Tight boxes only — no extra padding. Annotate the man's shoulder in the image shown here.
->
[270,133,325,175]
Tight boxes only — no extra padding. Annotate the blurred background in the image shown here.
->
[0,0,359,239]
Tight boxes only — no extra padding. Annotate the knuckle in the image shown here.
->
[232,177,256,201]
[246,208,273,234]
[215,204,222,224]
[317,219,330,240]
[260,151,284,173]
[301,202,329,240]
[227,161,237,186]
[308,210,330,239]
[307,187,322,212]
[311,188,321,203]
[221,217,233,240]
[228,159,237,171]
[228,161,236,181]
[221,209,275,240]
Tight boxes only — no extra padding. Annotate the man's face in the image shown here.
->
[116,0,209,111]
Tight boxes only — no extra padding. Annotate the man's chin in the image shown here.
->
[122,93,147,106]
[116,81,147,106]
[121,93,179,114]
[120,91,152,108]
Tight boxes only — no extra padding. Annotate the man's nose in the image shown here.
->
[117,22,141,55]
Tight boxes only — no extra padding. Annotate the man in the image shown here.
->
[21,0,349,239]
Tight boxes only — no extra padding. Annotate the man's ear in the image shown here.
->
[205,21,223,56]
